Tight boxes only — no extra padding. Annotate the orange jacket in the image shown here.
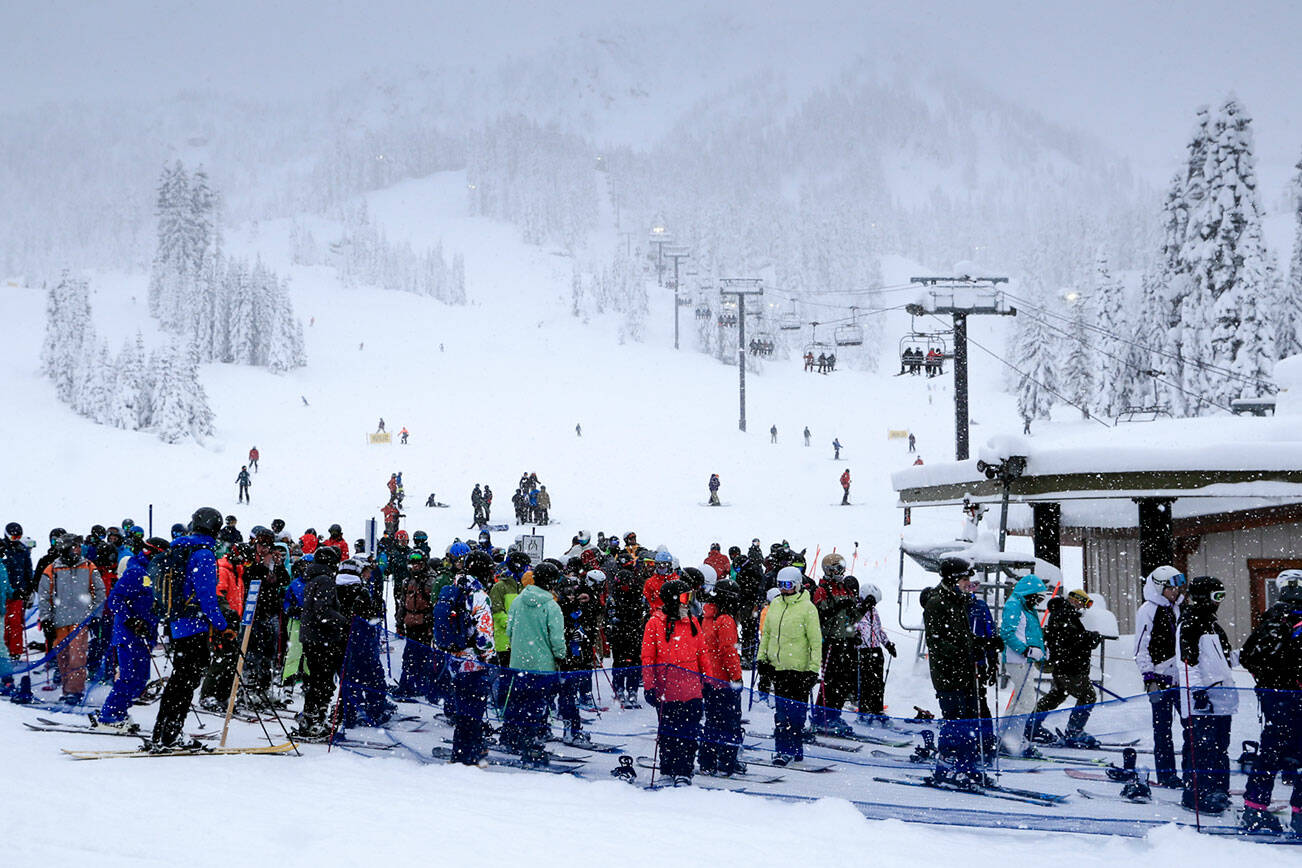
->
[216,558,245,613]
[641,609,706,702]
[700,603,742,684]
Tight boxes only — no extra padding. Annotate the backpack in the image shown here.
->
[1240,605,1302,687]
[403,575,433,629]
[153,543,206,622]
[432,583,475,652]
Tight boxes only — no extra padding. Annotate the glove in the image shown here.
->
[982,667,999,687]
[1142,673,1170,694]
[729,680,744,692]
[222,628,238,642]
[802,671,821,695]
[126,617,152,639]
[757,660,775,680]
[1192,689,1211,712]
[1025,647,1044,662]
[885,642,897,658]
[643,689,659,708]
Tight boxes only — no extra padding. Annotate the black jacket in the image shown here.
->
[301,563,371,647]
[924,581,977,693]
[1044,597,1101,674]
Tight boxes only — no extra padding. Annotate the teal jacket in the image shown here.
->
[506,584,565,672]
[1000,574,1048,664]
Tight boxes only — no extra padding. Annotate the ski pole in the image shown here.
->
[230,641,299,754]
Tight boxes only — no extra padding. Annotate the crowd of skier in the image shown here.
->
[1,512,1300,836]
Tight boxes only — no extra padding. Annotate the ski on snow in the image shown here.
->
[870,774,1064,807]
[61,741,296,760]
[635,756,785,784]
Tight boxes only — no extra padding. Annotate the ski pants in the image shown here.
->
[1244,689,1302,810]
[339,619,389,727]
[100,638,151,723]
[657,697,702,778]
[282,618,306,683]
[557,668,581,725]
[856,646,886,716]
[397,630,437,699]
[610,634,641,696]
[1149,685,1184,781]
[238,484,250,504]
[699,684,742,773]
[302,639,346,729]
[449,667,490,764]
[1183,713,1232,796]
[1032,666,1096,736]
[499,670,555,752]
[53,624,89,697]
[998,660,1041,754]
[772,670,814,759]
[241,617,278,698]
[935,689,981,772]
[4,599,25,658]
[152,633,210,747]
[812,639,856,725]
[200,633,239,705]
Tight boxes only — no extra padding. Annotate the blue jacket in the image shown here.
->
[0,539,34,598]
[529,490,539,507]
[283,575,306,617]
[1000,574,1048,663]
[108,551,158,647]
[168,535,228,639]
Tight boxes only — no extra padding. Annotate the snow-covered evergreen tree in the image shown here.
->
[1063,289,1094,418]
[1284,152,1302,358]
[1014,304,1058,426]
[151,340,214,444]
[1091,255,1128,416]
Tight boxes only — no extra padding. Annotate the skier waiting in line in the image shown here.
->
[852,581,895,725]
[1028,589,1102,748]
[235,466,252,504]
[707,473,721,506]
[1134,565,1186,788]
[923,555,984,788]
[1176,575,1237,816]
[998,573,1050,758]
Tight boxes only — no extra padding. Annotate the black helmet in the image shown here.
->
[532,561,560,590]
[5,522,22,537]
[59,533,83,564]
[271,519,286,532]
[464,549,495,581]
[225,515,237,524]
[659,578,691,610]
[408,549,428,565]
[506,550,531,573]
[413,530,428,543]
[90,524,106,538]
[49,527,66,544]
[938,555,974,582]
[191,507,223,537]
[143,536,171,557]
[170,523,187,539]
[313,545,342,569]
[680,566,705,591]
[329,524,342,536]
[712,579,743,615]
[1187,575,1225,608]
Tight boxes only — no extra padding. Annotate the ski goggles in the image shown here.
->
[1204,589,1227,604]
[776,577,799,592]
[1160,572,1188,588]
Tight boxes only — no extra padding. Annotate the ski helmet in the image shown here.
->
[712,579,743,616]
[577,530,591,545]
[142,537,171,557]
[312,545,342,569]
[861,581,883,606]
[776,566,803,593]
[448,541,471,558]
[699,563,718,594]
[408,549,427,565]
[1067,589,1093,608]
[1186,575,1225,608]
[170,523,187,539]
[659,578,691,610]
[395,530,409,543]
[58,534,82,564]
[464,549,495,581]
[506,550,531,573]
[584,568,606,588]
[48,527,66,544]
[821,552,846,577]
[1146,565,1187,589]
[1275,569,1302,600]
[680,566,705,591]
[329,524,342,536]
[90,524,106,538]
[531,561,560,590]
[4,522,21,538]
[938,555,973,582]
[190,507,223,538]
[413,530,428,544]
[654,550,674,573]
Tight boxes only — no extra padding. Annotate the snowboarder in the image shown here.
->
[470,484,485,528]
[832,438,842,460]
[769,424,778,444]
[235,466,252,504]
[803,426,811,447]
[840,468,851,505]
[248,446,259,472]
[400,427,409,445]
[535,486,551,525]
[482,485,493,521]
[707,473,721,506]
[1028,590,1102,747]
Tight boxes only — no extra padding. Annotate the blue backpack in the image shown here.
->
[432,583,475,652]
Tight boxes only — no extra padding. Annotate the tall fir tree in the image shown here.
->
[1091,255,1129,416]
[1063,289,1095,418]
[1284,151,1302,358]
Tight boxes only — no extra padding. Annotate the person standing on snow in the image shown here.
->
[1176,575,1237,816]
[707,473,721,506]
[441,550,496,765]
[503,561,565,764]
[535,486,551,525]
[1134,565,1186,788]
[757,566,822,766]
[248,446,259,472]
[810,553,861,736]
[698,572,746,777]
[803,426,811,447]
[923,555,984,787]
[470,484,485,527]
[832,438,842,460]
[1028,589,1102,747]
[998,573,1050,758]
[852,581,895,725]
[482,485,493,521]
[2,522,34,659]
[95,537,169,730]
[770,425,778,444]
[840,468,851,505]
[399,427,409,445]
[38,534,106,704]
[235,466,252,504]
[642,578,708,785]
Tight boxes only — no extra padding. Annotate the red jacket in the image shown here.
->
[322,537,350,560]
[641,610,706,702]
[840,470,851,489]
[249,448,259,461]
[700,603,742,684]
[643,571,677,611]
[216,558,245,613]
[300,533,319,554]
[704,551,730,579]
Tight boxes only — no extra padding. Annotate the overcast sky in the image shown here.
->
[3,0,1299,187]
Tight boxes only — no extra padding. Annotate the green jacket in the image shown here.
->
[506,584,565,672]
[759,590,822,673]
[489,575,521,652]
[923,581,977,692]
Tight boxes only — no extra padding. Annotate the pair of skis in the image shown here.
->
[871,773,1067,808]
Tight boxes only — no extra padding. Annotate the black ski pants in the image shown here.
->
[152,633,211,747]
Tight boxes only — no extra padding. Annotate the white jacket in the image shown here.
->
[1175,620,1238,717]
[1133,579,1180,682]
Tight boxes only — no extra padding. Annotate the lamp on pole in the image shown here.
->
[664,247,691,350]
[649,217,671,286]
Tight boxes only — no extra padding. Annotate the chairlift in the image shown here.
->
[834,307,864,347]
[779,311,802,331]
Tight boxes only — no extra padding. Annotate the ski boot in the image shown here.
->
[1237,740,1260,775]
[930,765,980,791]
[1120,777,1152,803]
[1182,788,1230,815]
[200,695,223,712]
[723,759,749,776]
[577,695,600,713]
[10,675,33,705]
[610,755,637,783]
[60,691,84,705]
[815,716,854,737]
[519,744,550,768]
[1027,723,1055,745]
[909,730,938,764]
[1240,803,1283,835]
[562,721,594,748]
[771,754,795,767]
[671,775,693,787]
[1062,730,1100,750]
[88,713,140,734]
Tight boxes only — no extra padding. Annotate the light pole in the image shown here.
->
[649,218,671,286]
[665,247,691,350]
[720,278,764,431]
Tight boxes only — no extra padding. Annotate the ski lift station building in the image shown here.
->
[891,425,1302,647]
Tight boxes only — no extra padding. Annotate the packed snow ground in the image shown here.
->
[1,171,1294,863]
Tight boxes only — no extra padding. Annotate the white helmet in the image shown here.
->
[861,582,884,604]
[1145,565,1186,589]
[1276,569,1302,593]
[776,566,804,592]
[699,563,718,593]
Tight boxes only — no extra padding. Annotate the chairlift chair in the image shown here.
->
[779,311,802,331]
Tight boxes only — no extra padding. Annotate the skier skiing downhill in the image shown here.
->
[248,446,259,471]
[998,573,1050,758]
[1134,565,1186,788]
[235,466,251,503]
[707,473,721,505]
